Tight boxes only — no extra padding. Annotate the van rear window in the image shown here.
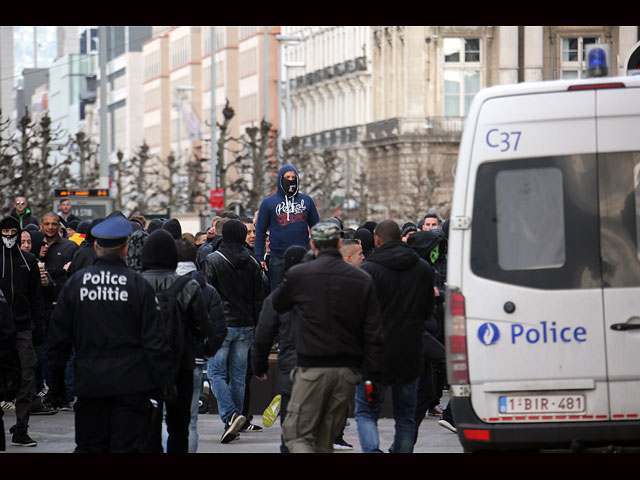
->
[496,168,566,270]
[471,155,601,290]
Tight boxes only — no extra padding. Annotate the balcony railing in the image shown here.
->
[292,56,368,89]
[295,116,464,150]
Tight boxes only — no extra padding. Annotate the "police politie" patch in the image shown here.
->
[79,271,130,302]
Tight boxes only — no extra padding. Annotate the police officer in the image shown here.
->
[46,212,175,453]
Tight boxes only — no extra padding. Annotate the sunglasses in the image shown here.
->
[15,201,25,205]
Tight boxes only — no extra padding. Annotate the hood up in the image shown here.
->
[406,230,444,264]
[0,215,31,278]
[277,164,300,223]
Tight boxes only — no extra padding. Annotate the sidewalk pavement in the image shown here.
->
[2,393,463,453]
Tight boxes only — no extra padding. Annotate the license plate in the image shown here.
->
[498,394,586,415]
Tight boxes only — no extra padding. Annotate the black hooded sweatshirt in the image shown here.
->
[0,215,44,337]
[360,240,435,384]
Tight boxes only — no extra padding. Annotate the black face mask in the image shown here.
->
[282,177,298,196]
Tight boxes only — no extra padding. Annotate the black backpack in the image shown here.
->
[154,275,193,381]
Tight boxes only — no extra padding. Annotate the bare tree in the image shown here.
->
[236,119,277,214]
[297,148,343,220]
[0,108,18,210]
[62,131,100,188]
[110,150,128,212]
[184,151,209,214]
[399,159,448,223]
[124,141,160,215]
[214,100,245,210]
[9,109,71,215]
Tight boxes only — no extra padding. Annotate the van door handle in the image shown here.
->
[610,323,640,331]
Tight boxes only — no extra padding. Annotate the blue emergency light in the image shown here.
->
[587,46,609,78]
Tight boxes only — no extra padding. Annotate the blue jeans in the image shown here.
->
[354,377,419,453]
[207,327,254,425]
[189,364,204,453]
[268,255,284,292]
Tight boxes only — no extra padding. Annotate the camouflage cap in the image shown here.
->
[310,222,342,241]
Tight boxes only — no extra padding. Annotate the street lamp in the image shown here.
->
[284,61,305,139]
[276,34,302,159]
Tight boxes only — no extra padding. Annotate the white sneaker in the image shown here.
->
[438,419,457,433]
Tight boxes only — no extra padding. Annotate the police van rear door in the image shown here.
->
[596,83,640,422]
[464,85,609,423]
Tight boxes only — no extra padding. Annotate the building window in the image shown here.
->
[239,93,257,124]
[443,38,481,117]
[560,37,598,79]
[145,50,160,81]
[171,36,190,70]
[239,48,257,78]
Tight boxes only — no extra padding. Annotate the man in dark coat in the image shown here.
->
[272,222,384,453]
[175,236,227,453]
[0,289,20,451]
[140,229,209,453]
[356,219,435,453]
[0,215,45,446]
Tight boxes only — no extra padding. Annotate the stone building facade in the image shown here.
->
[364,26,638,224]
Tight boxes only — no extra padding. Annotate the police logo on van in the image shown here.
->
[478,323,500,345]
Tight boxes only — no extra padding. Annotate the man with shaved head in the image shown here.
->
[356,219,436,453]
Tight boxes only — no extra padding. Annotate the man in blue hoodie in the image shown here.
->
[254,164,320,291]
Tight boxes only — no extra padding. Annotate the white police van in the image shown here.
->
[445,69,640,452]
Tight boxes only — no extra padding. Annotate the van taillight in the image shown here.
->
[446,291,469,385]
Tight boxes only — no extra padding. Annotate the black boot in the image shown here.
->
[9,425,37,447]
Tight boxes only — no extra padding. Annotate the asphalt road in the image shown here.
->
[2,392,463,454]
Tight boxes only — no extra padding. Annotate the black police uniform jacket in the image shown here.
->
[272,248,384,378]
[47,254,174,398]
[360,240,435,385]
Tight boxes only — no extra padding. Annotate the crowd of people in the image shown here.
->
[0,163,454,453]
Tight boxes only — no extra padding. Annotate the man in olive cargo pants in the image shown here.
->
[272,222,384,453]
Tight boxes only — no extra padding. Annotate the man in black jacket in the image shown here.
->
[175,237,227,453]
[272,222,384,453]
[201,219,264,443]
[356,219,435,453]
[0,215,46,447]
[37,212,78,409]
[0,289,20,451]
[46,214,175,453]
[140,229,210,453]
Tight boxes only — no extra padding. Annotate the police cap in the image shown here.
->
[91,213,132,248]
